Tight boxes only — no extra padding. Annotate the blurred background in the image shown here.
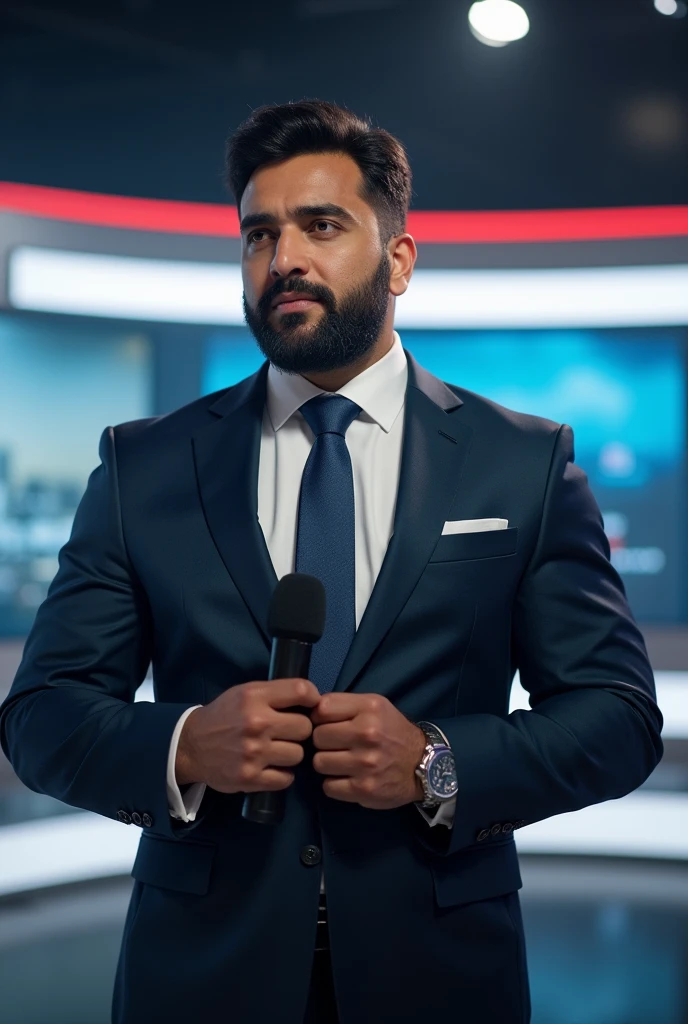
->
[0,0,687,1021]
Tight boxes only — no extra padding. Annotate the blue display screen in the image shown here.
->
[203,326,687,623]
[0,314,152,637]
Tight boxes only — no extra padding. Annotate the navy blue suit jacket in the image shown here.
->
[0,350,662,1024]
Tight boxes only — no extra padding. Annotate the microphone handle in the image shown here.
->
[241,637,314,825]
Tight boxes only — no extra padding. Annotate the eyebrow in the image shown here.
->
[239,203,357,234]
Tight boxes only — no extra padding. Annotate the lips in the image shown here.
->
[271,291,319,309]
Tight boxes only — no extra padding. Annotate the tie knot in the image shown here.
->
[299,394,362,438]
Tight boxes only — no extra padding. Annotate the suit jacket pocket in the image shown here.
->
[131,833,216,896]
[430,838,522,908]
[428,527,518,563]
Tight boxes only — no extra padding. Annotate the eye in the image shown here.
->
[247,230,269,245]
[312,221,337,234]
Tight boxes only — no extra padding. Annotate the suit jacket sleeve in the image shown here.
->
[0,426,212,841]
[411,423,664,858]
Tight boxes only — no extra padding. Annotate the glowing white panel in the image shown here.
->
[395,265,688,328]
[0,669,686,896]
[9,247,245,324]
[1,789,687,898]
[515,793,688,857]
[510,670,688,739]
[0,814,139,897]
[8,246,688,328]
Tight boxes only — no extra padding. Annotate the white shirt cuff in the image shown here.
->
[415,795,456,828]
[167,705,206,822]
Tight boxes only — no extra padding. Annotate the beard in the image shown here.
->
[242,249,391,375]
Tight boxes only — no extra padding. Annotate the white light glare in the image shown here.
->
[468,0,530,47]
[654,0,678,14]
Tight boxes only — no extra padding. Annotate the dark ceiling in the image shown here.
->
[0,0,686,211]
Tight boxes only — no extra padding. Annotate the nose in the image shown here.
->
[270,225,310,280]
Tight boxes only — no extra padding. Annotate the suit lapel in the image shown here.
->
[334,350,472,693]
[191,349,472,682]
[192,361,277,649]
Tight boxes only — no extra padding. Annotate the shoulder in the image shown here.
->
[444,381,565,453]
[107,380,247,458]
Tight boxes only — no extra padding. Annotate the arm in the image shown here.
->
[412,424,663,857]
[0,426,210,841]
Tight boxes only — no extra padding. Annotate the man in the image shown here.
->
[0,100,662,1024]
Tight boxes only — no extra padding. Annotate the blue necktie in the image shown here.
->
[295,394,362,694]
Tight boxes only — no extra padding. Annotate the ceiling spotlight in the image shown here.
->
[468,0,530,47]
[654,0,687,14]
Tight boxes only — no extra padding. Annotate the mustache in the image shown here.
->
[258,280,334,316]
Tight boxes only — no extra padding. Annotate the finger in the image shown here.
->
[269,710,314,743]
[265,739,307,768]
[311,721,357,750]
[310,693,368,724]
[312,751,358,775]
[264,678,321,709]
[247,767,295,792]
[321,777,358,802]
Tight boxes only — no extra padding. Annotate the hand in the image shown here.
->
[175,677,321,793]
[310,692,427,810]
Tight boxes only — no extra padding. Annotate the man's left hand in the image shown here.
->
[310,693,427,809]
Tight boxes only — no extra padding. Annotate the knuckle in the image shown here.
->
[356,777,376,796]
[296,678,311,700]
[238,765,258,787]
[361,754,378,771]
[367,694,384,713]
[241,738,261,759]
[362,724,381,745]
[244,713,267,736]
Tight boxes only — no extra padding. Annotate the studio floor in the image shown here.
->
[0,856,686,1024]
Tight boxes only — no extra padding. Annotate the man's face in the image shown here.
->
[240,151,392,375]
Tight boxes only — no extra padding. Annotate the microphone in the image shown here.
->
[241,573,325,825]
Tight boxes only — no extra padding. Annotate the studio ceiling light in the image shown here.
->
[654,0,688,15]
[468,0,530,47]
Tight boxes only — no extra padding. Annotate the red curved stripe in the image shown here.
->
[1,181,687,243]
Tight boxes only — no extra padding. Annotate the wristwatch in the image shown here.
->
[414,721,458,811]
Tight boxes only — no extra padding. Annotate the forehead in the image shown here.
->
[240,151,369,218]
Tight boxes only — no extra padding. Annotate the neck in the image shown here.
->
[300,326,395,393]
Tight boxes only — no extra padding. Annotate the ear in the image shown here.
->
[388,233,417,298]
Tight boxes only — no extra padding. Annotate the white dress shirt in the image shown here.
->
[165,331,456,892]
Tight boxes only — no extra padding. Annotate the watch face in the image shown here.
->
[428,749,458,799]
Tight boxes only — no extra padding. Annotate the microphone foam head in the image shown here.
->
[268,573,326,643]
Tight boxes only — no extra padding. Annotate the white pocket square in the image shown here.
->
[441,518,509,535]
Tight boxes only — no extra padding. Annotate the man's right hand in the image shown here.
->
[174,678,321,793]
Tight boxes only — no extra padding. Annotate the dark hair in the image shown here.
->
[224,99,412,244]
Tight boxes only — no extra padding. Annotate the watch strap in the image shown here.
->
[416,720,451,749]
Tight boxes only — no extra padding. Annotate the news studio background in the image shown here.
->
[0,1,687,1021]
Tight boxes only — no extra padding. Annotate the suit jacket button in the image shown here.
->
[502,822,514,834]
[477,829,491,842]
[142,813,153,827]
[300,845,322,866]
[117,810,131,825]
[513,819,526,829]
[490,824,502,836]
[131,812,142,826]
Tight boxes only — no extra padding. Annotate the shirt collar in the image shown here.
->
[266,330,408,434]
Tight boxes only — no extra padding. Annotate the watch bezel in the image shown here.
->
[424,745,458,801]
[415,742,458,805]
